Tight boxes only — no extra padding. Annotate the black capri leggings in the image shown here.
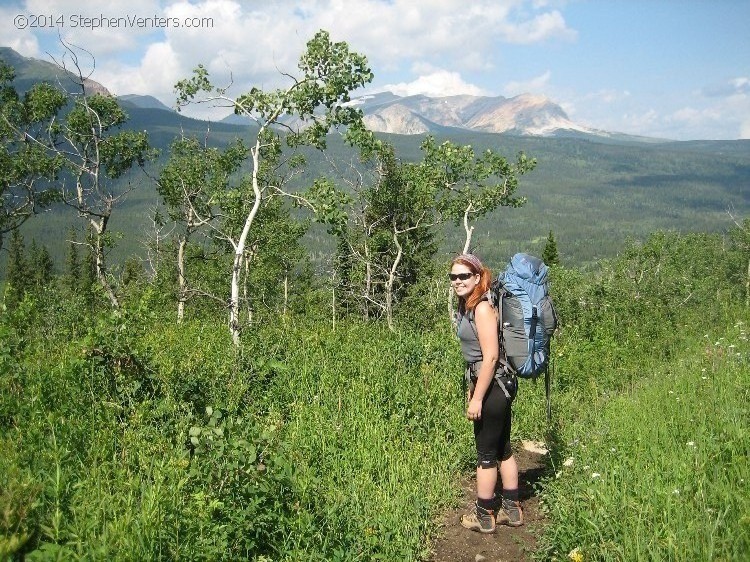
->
[474,377,515,468]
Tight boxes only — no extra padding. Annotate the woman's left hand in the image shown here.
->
[466,398,483,421]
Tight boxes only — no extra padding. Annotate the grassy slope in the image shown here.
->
[538,313,749,560]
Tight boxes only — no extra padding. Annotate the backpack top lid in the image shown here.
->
[501,253,549,305]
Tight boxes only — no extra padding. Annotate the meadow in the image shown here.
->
[1,228,748,560]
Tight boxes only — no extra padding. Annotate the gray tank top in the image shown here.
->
[457,311,483,363]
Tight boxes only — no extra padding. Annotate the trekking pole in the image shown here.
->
[545,359,552,424]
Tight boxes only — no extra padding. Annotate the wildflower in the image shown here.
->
[563,457,574,467]
[702,376,708,380]
[687,441,695,447]
[555,471,563,479]
[673,489,680,495]
[610,447,616,453]
[591,472,601,479]
[568,547,583,562]
[583,465,590,470]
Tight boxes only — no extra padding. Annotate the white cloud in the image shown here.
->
[584,89,631,104]
[503,71,552,96]
[703,76,750,98]
[380,70,489,97]
[25,0,163,56]
[0,5,40,57]
[497,10,576,44]
[3,1,580,120]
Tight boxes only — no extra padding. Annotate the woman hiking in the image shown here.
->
[451,253,523,534]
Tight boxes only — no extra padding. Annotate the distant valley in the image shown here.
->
[2,46,750,272]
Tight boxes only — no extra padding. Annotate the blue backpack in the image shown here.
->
[491,253,558,379]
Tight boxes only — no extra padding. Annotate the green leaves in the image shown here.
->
[174,64,211,111]
[0,64,67,244]
[420,136,535,223]
[306,178,351,234]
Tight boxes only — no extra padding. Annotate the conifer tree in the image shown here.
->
[4,228,29,308]
[542,229,560,266]
[81,226,98,306]
[29,239,53,291]
[65,228,81,294]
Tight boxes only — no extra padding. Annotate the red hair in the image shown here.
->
[451,254,492,312]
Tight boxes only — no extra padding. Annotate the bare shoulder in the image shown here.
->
[473,300,496,321]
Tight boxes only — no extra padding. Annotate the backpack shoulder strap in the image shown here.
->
[494,286,517,377]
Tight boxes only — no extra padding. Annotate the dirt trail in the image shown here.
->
[428,445,548,562]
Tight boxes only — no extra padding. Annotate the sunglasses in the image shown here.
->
[448,272,475,281]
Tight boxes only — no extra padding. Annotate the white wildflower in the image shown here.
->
[687,441,695,447]
[563,457,574,467]
[591,472,601,479]
[673,489,680,495]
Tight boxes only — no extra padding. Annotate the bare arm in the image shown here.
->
[467,300,498,420]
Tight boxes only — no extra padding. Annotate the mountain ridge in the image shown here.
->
[348,91,600,138]
[0,47,662,143]
[1,46,749,270]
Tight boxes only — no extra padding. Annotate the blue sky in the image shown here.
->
[1,0,748,140]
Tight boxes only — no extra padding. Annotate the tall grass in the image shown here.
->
[0,304,475,560]
[537,318,749,561]
[534,231,749,561]
[2,229,748,560]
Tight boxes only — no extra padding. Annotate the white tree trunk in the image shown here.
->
[462,203,474,254]
[92,217,119,308]
[283,273,289,317]
[177,236,187,323]
[364,241,371,320]
[331,269,337,331]
[448,284,456,330]
[385,229,403,331]
[243,252,254,324]
[229,138,263,346]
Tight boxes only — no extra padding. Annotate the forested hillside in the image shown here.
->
[2,33,748,561]
[1,46,750,277]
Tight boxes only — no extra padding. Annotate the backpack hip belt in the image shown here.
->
[465,360,515,401]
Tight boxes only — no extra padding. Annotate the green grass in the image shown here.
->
[537,318,750,561]
[2,230,749,560]
[0,305,478,561]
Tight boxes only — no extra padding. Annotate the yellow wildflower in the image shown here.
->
[568,546,583,562]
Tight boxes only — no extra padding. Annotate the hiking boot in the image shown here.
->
[460,502,496,534]
[496,497,523,527]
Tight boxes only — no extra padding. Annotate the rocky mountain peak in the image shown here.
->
[354,90,592,137]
